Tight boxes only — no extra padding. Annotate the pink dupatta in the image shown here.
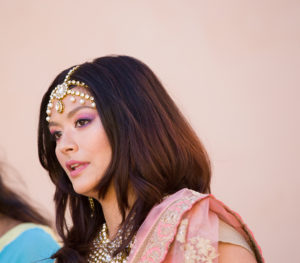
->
[127,188,264,263]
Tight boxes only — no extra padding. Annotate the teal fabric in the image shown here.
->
[0,226,59,263]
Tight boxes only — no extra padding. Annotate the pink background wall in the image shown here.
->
[0,1,299,262]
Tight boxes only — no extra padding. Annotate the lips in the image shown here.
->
[66,160,89,177]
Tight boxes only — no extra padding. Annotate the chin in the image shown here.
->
[72,183,94,197]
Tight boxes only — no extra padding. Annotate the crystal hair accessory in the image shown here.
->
[46,65,96,122]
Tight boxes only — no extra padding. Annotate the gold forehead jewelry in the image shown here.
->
[46,65,96,122]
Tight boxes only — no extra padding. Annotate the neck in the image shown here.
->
[99,185,122,239]
[95,184,136,240]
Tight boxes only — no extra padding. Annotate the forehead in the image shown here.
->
[48,87,96,125]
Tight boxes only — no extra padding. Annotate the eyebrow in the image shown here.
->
[48,106,95,127]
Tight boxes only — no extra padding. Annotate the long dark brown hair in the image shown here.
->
[38,55,211,262]
[0,162,50,226]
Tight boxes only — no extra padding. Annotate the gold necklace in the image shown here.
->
[87,223,134,263]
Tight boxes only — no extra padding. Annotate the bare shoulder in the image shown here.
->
[218,242,257,263]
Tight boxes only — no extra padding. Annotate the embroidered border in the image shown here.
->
[137,191,201,262]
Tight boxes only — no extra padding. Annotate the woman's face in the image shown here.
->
[48,87,112,198]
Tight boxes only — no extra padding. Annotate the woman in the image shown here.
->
[0,163,60,262]
[38,55,264,263]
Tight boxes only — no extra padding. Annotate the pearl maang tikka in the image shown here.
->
[46,65,96,122]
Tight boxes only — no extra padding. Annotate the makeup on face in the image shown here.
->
[66,159,90,178]
[49,110,97,142]
[74,113,97,127]
[47,90,112,197]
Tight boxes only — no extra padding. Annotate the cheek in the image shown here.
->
[89,133,112,166]
[55,147,65,167]
[89,137,111,161]
[86,120,112,157]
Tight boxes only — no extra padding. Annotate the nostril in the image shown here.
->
[61,146,74,153]
[66,147,74,152]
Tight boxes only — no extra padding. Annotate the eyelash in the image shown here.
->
[50,131,62,142]
[75,118,92,128]
[50,118,92,141]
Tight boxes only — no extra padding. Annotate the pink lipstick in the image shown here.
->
[66,160,89,177]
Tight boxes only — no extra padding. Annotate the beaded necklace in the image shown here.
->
[87,223,134,263]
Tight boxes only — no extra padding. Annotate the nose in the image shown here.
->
[58,132,78,154]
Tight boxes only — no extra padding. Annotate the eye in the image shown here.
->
[75,118,91,128]
[50,131,62,141]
